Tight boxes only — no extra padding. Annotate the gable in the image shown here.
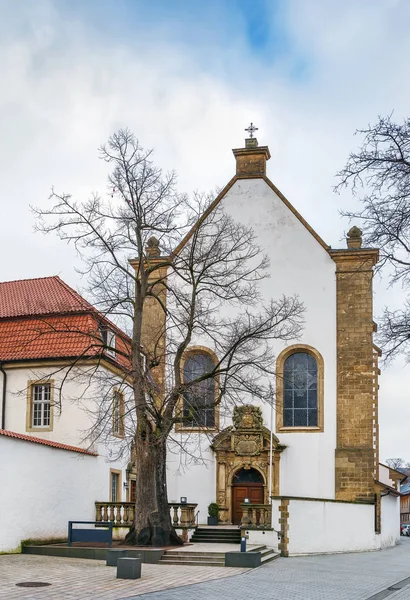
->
[174,174,330,257]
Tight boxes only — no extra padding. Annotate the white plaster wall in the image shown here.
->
[221,179,337,499]
[246,528,279,550]
[286,499,378,554]
[380,494,400,548]
[167,436,215,525]
[0,436,127,552]
[379,464,396,488]
[166,176,338,505]
[3,365,129,458]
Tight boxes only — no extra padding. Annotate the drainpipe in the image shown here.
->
[0,362,7,430]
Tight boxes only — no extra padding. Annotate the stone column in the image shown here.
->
[330,229,379,502]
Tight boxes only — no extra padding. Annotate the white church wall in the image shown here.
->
[380,494,400,548]
[221,179,337,500]
[0,435,126,553]
[167,435,215,524]
[168,176,338,502]
[285,499,377,554]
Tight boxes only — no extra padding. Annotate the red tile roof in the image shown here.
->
[0,276,93,318]
[0,314,101,361]
[0,276,131,368]
[0,429,98,455]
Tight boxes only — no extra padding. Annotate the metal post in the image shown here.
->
[240,536,247,553]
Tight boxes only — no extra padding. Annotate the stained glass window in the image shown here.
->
[283,352,318,427]
[183,353,215,428]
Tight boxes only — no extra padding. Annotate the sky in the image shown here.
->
[0,0,409,461]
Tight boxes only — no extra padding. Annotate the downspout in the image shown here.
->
[0,362,7,430]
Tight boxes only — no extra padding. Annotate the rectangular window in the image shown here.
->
[32,384,51,428]
[112,391,124,436]
[100,325,116,357]
[111,472,120,502]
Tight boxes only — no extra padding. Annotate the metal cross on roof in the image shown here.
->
[245,122,258,138]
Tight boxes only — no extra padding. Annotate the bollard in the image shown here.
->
[240,536,247,552]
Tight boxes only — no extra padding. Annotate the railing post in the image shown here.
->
[109,504,115,523]
[180,505,189,527]
[241,505,251,526]
[129,503,135,526]
[95,504,102,523]
[172,505,179,527]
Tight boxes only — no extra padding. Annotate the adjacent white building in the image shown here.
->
[0,276,131,552]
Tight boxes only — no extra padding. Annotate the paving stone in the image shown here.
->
[127,538,410,600]
[2,539,410,600]
[0,553,245,600]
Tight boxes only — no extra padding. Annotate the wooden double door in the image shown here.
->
[232,484,264,525]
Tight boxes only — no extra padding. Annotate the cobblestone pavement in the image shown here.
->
[128,538,410,600]
[2,540,410,600]
[0,554,246,600]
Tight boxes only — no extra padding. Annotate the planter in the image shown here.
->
[207,516,219,526]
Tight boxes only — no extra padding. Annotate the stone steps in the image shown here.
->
[190,527,241,544]
[159,545,278,567]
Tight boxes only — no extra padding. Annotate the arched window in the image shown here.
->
[182,351,216,428]
[283,352,318,427]
[276,345,324,432]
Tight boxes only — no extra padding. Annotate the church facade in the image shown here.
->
[149,135,400,555]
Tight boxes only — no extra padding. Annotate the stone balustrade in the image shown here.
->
[95,502,198,532]
[240,503,272,528]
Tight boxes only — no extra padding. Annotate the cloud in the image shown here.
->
[0,0,409,458]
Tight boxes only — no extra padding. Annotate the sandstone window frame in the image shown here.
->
[175,346,220,433]
[110,469,122,502]
[26,379,54,433]
[276,344,324,433]
[112,389,125,438]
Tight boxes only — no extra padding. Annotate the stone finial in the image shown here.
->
[146,236,160,258]
[346,226,362,249]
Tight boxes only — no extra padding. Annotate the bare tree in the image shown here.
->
[34,129,304,546]
[385,458,406,470]
[336,115,410,361]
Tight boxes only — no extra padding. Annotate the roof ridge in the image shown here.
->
[0,429,98,456]
[0,275,60,285]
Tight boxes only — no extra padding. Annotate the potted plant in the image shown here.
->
[207,502,219,526]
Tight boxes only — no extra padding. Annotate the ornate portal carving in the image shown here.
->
[234,434,261,456]
[211,404,285,523]
[232,405,263,430]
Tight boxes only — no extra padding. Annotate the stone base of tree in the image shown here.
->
[124,525,183,547]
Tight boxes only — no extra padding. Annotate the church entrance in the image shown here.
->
[231,467,264,525]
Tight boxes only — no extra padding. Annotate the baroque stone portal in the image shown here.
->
[211,404,285,523]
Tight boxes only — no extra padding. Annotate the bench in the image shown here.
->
[68,521,113,547]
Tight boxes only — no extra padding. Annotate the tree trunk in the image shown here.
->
[124,430,183,547]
